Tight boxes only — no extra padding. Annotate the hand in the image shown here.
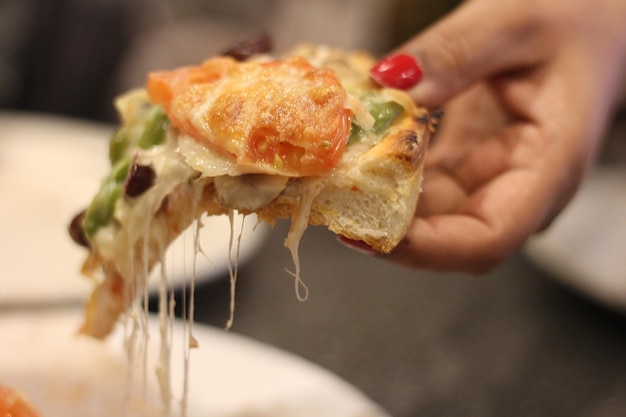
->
[367,0,626,272]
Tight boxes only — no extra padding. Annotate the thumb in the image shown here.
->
[371,0,544,109]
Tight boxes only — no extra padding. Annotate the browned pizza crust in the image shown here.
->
[254,105,430,253]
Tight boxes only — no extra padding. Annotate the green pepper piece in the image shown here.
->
[82,157,130,237]
[111,157,131,183]
[138,106,169,149]
[109,126,130,165]
[371,101,404,134]
[348,123,366,145]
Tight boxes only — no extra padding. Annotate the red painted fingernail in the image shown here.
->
[370,53,423,90]
[337,236,379,255]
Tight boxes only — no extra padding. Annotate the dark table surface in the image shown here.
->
[186,219,626,417]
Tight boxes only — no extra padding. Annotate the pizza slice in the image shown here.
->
[69,42,434,339]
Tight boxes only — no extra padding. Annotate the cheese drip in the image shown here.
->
[284,177,326,301]
[225,210,247,330]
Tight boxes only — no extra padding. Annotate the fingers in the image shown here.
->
[424,83,509,172]
[361,0,626,273]
[414,168,467,217]
[388,215,510,274]
[338,156,550,273]
[371,0,547,108]
[387,168,551,273]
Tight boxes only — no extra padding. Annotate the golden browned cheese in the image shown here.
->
[147,56,352,177]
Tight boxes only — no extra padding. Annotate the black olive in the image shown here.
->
[68,210,90,248]
[125,162,156,198]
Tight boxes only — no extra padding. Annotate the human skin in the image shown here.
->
[363,0,626,272]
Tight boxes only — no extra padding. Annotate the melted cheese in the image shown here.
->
[225,210,248,330]
[178,134,242,177]
[147,56,352,177]
[283,177,327,301]
[214,174,289,211]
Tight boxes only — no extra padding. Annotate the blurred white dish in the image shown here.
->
[524,166,626,313]
[0,113,268,306]
[0,308,389,417]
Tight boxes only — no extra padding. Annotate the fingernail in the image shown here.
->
[370,53,423,90]
[337,236,379,255]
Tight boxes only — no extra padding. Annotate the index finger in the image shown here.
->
[396,0,549,108]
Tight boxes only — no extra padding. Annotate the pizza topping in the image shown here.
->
[69,210,90,248]
[83,157,130,238]
[214,174,289,211]
[147,55,353,177]
[109,127,130,164]
[348,124,366,145]
[82,93,173,239]
[371,101,405,133]
[138,106,170,149]
[348,99,405,145]
[109,96,169,165]
[125,161,156,198]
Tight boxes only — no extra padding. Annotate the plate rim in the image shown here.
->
[0,307,390,417]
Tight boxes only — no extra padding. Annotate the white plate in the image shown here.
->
[0,308,389,417]
[524,166,626,313]
[0,113,268,306]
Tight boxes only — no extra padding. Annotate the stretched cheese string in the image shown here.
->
[181,197,205,417]
[121,202,154,415]
[225,210,246,330]
[156,246,173,414]
[284,177,326,301]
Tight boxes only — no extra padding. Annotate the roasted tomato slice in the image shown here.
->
[147,55,352,176]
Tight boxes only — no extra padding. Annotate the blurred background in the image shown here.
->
[1,1,625,417]
[0,0,460,122]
